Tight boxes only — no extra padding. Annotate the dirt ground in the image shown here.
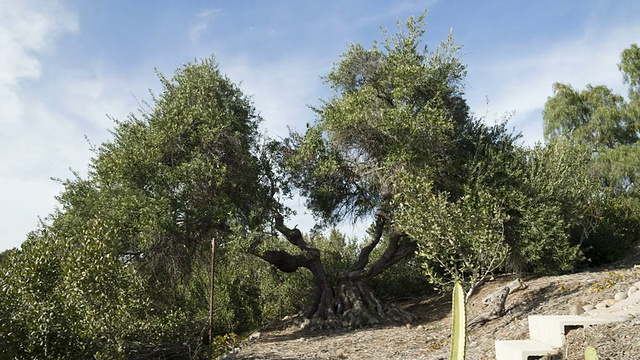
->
[231,248,640,360]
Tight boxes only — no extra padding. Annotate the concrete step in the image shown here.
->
[494,280,640,359]
[528,314,627,348]
[495,339,557,360]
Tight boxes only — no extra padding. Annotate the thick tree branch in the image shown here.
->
[364,232,417,280]
[349,213,386,274]
[274,212,314,251]
[247,237,311,273]
[249,213,335,320]
[260,250,311,273]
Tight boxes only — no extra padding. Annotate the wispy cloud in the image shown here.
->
[0,2,78,85]
[466,21,640,144]
[189,8,221,43]
[0,2,80,249]
[0,1,79,127]
[0,2,154,250]
[221,55,327,138]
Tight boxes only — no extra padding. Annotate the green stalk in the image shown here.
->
[450,282,466,360]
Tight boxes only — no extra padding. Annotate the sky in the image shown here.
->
[1,0,639,252]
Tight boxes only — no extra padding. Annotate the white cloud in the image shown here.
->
[221,55,327,137]
[0,1,78,85]
[0,2,154,251]
[0,1,80,250]
[0,100,87,249]
[466,22,640,145]
[55,68,156,147]
[0,70,153,250]
[0,1,78,129]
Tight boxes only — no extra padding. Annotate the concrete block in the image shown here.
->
[528,315,619,348]
[495,339,557,360]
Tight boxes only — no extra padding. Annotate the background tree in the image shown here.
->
[542,44,640,265]
[0,58,301,359]
[543,83,635,150]
[392,119,602,299]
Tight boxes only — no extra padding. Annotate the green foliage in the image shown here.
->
[542,44,640,267]
[543,83,635,149]
[509,140,596,274]
[593,143,640,197]
[395,130,602,294]
[368,254,429,301]
[0,222,154,359]
[281,11,472,225]
[620,44,640,95]
[450,282,466,360]
[213,246,311,334]
[394,172,509,296]
[0,57,291,359]
[581,195,640,265]
[308,229,360,282]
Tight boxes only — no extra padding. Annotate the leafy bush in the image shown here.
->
[394,174,509,298]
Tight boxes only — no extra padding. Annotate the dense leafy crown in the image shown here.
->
[281,13,473,224]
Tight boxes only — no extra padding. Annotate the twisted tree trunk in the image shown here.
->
[249,212,417,327]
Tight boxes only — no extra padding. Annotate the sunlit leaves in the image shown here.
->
[543,83,635,149]
[541,45,640,267]
[283,12,470,225]
[620,44,640,94]
[394,173,509,296]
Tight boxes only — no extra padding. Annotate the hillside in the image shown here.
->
[232,246,640,359]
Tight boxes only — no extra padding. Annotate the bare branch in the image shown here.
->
[274,212,314,251]
[362,231,417,280]
[258,250,310,273]
[349,213,386,274]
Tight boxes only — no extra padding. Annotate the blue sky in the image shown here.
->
[1,0,639,251]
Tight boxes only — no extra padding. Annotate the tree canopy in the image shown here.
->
[281,14,472,225]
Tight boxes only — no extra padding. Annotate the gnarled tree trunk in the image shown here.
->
[249,212,417,328]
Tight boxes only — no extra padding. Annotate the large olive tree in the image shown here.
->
[248,13,497,325]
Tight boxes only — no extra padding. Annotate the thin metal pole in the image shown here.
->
[209,237,216,359]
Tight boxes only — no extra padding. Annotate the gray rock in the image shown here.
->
[582,304,595,312]
[569,304,585,315]
[614,292,628,301]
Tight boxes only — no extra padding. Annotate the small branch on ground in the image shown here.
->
[468,278,527,329]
